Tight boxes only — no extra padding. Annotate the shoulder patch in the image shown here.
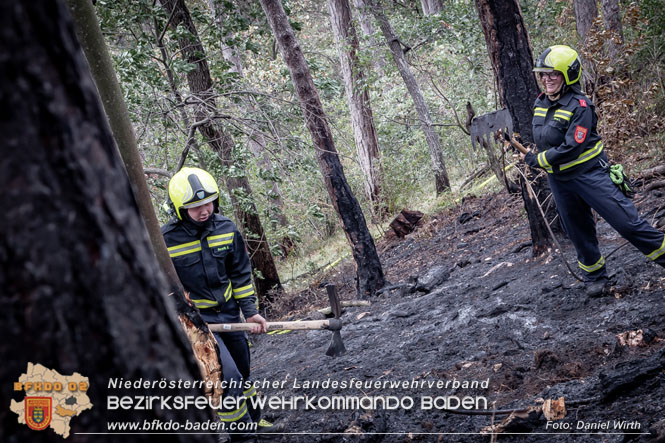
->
[579,98,587,107]
[574,125,588,143]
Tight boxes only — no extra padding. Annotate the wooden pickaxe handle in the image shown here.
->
[509,136,530,155]
[208,318,342,333]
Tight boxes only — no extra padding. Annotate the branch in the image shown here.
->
[645,179,665,193]
[157,2,178,46]
[425,69,469,135]
[144,167,172,178]
[639,165,665,180]
[175,117,211,172]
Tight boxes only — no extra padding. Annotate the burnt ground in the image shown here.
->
[248,188,665,442]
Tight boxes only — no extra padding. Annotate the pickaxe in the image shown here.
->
[208,284,346,357]
[470,108,529,155]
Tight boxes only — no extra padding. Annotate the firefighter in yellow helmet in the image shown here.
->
[161,167,274,442]
[522,46,665,296]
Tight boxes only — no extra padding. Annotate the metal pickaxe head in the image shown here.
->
[325,284,346,357]
[470,108,514,151]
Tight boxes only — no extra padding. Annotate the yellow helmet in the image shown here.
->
[168,167,219,220]
[534,45,582,85]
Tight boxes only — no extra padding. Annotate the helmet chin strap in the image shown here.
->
[546,81,583,102]
[546,81,564,101]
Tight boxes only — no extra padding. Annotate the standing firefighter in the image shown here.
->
[162,167,275,442]
[522,45,665,296]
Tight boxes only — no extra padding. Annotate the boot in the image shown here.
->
[256,418,285,435]
[585,278,608,297]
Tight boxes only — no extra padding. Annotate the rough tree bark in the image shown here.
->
[0,1,216,441]
[572,0,600,94]
[573,0,599,42]
[367,0,451,194]
[475,0,554,256]
[159,0,282,302]
[327,0,385,216]
[67,0,222,402]
[600,0,623,61]
[259,0,385,299]
[420,0,443,15]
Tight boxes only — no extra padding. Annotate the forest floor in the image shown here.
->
[248,182,665,442]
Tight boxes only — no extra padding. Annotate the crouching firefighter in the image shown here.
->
[521,45,665,296]
[162,167,278,441]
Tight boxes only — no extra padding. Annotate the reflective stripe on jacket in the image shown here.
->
[527,90,608,180]
[161,214,258,318]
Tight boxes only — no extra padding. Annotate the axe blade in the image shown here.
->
[326,331,346,357]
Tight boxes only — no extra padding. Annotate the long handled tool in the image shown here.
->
[208,318,342,332]
[208,284,347,357]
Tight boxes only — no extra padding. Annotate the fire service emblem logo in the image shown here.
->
[25,397,52,431]
[574,125,587,143]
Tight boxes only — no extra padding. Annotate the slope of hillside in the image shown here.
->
[248,187,665,442]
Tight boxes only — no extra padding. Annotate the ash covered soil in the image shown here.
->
[249,190,665,442]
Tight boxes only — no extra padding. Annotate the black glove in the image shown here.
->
[524,151,539,169]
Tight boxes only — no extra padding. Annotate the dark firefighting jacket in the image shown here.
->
[161,214,258,320]
[525,89,608,180]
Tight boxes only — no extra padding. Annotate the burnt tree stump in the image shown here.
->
[389,210,424,238]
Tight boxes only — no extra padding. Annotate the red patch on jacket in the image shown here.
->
[579,99,587,107]
[574,125,588,143]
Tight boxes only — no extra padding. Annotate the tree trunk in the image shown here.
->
[351,0,387,75]
[159,0,282,302]
[327,0,385,216]
[573,0,599,41]
[207,0,295,256]
[367,0,451,194]
[572,0,600,94]
[421,0,443,15]
[259,0,385,299]
[475,0,553,256]
[0,1,216,441]
[600,0,623,61]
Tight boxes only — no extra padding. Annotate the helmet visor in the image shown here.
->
[182,193,218,209]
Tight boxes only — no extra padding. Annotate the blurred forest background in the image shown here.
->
[96,0,665,294]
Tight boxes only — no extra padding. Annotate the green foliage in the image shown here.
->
[638,0,665,40]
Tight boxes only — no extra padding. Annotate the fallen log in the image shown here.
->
[389,209,424,238]
[645,179,665,193]
[599,348,665,402]
[460,163,489,190]
[638,164,665,179]
[317,300,371,315]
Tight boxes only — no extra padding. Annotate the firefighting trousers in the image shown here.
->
[548,164,665,282]
[199,309,261,431]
